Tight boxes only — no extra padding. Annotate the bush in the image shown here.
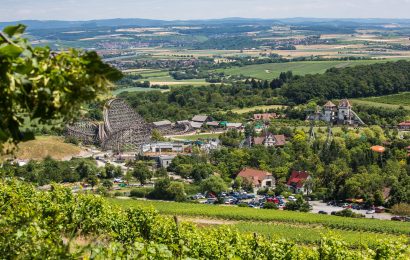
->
[130,188,148,198]
[334,209,365,218]
[263,202,278,209]
[114,191,123,197]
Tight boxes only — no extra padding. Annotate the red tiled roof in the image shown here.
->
[237,167,272,186]
[287,170,310,189]
[399,121,410,126]
[273,134,286,146]
[253,113,278,121]
[253,136,265,145]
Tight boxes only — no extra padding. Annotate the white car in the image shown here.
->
[366,210,375,214]
[288,196,297,202]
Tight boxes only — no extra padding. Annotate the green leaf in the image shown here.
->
[0,44,23,58]
[3,24,26,37]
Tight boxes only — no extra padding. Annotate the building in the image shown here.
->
[152,120,173,128]
[237,168,275,189]
[142,142,185,154]
[253,133,286,147]
[398,121,410,131]
[307,99,365,126]
[226,122,243,130]
[253,113,279,121]
[206,121,221,128]
[158,155,176,168]
[192,115,210,123]
[286,170,312,195]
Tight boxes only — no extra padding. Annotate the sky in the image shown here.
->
[2,0,410,22]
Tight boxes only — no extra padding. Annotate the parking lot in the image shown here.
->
[309,201,393,220]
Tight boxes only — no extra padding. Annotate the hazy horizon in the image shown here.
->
[2,0,410,22]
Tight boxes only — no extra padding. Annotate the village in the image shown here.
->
[52,97,410,220]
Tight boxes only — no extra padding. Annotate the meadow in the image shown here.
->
[1,136,84,161]
[170,133,221,141]
[215,59,395,80]
[354,92,410,109]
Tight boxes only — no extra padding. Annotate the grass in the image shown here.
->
[231,105,286,114]
[109,199,410,236]
[351,92,410,111]
[112,87,159,95]
[215,60,395,80]
[170,133,221,141]
[351,99,410,111]
[2,136,83,161]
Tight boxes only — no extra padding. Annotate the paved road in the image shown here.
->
[309,201,393,220]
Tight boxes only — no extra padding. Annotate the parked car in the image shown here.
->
[391,216,405,221]
[318,211,328,215]
[288,196,297,202]
[366,209,375,214]
[206,198,217,204]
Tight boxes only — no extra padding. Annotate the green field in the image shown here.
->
[231,105,286,114]
[113,87,159,95]
[352,92,410,111]
[170,133,221,141]
[216,60,396,80]
[234,222,401,246]
[109,199,410,236]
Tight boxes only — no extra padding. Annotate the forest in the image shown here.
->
[281,60,410,104]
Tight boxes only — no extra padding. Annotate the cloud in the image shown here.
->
[1,0,410,21]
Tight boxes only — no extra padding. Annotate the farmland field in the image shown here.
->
[109,199,410,236]
[216,59,399,80]
[234,222,401,246]
[356,92,410,107]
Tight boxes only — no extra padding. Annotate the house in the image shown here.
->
[398,121,410,131]
[287,170,312,195]
[253,113,278,121]
[237,167,275,189]
[253,133,286,147]
[192,115,210,123]
[158,155,176,168]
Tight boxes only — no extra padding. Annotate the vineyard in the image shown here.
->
[1,180,409,259]
[110,199,410,236]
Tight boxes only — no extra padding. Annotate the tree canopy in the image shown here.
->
[0,24,122,153]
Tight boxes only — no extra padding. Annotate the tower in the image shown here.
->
[338,99,352,123]
[323,101,336,123]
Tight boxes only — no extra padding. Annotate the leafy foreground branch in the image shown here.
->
[0,180,409,259]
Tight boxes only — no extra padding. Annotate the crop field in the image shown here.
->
[351,99,410,111]
[234,222,402,246]
[216,60,393,80]
[110,199,410,236]
[356,92,410,107]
